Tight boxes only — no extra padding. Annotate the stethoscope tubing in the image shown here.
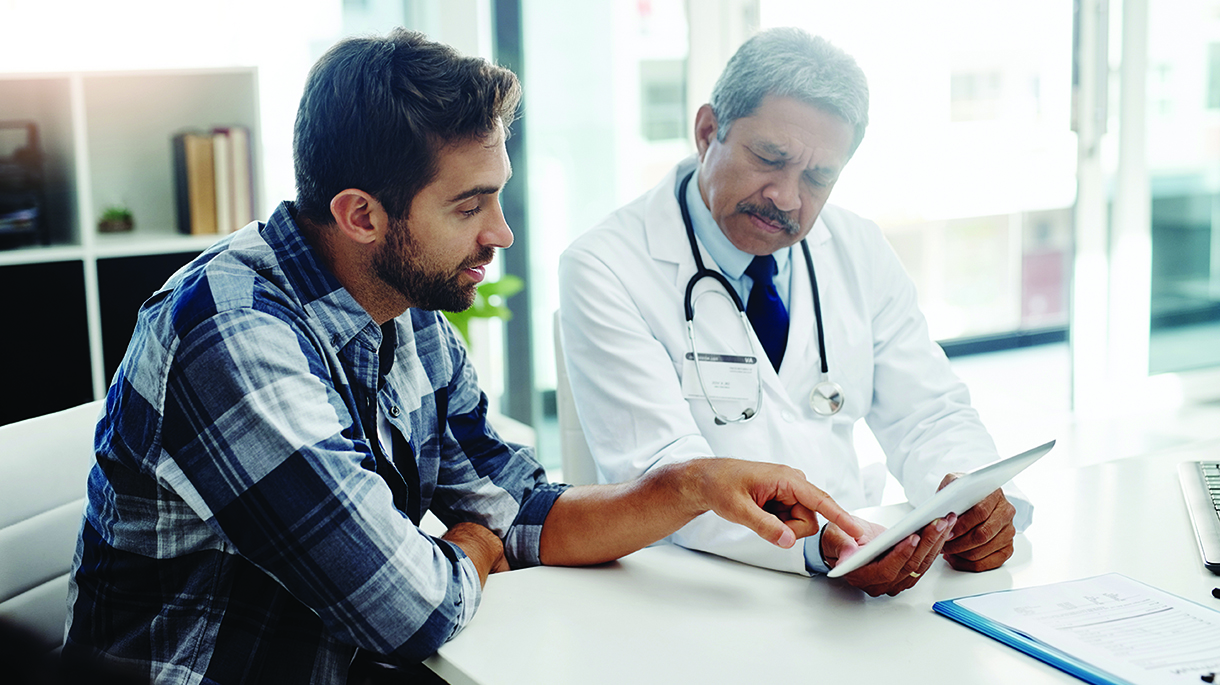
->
[677,169,842,418]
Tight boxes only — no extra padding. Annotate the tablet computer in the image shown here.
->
[825,439,1054,579]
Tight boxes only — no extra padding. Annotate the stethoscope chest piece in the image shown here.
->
[810,380,844,416]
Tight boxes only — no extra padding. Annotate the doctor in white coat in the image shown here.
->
[558,28,1031,597]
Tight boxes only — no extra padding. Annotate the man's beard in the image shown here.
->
[374,216,496,312]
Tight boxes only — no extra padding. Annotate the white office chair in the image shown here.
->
[553,310,599,485]
[0,400,103,650]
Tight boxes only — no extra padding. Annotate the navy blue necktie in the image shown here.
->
[745,255,789,371]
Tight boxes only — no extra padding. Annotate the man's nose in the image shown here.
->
[481,203,514,249]
[763,172,801,213]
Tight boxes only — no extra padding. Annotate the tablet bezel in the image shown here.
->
[825,440,1055,579]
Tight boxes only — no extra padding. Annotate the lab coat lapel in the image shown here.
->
[776,215,833,395]
[644,156,699,292]
[646,157,760,368]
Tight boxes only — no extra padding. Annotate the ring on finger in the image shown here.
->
[908,571,921,578]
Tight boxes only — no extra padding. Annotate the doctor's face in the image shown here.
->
[694,95,854,256]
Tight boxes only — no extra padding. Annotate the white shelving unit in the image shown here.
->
[0,68,262,420]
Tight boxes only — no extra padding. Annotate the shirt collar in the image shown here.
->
[262,201,380,352]
[684,168,791,279]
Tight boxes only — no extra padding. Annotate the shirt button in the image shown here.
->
[781,410,795,422]
[390,406,401,417]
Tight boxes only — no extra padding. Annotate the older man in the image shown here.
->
[559,27,1031,597]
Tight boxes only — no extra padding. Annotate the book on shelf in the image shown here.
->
[172,125,255,236]
[211,130,232,235]
[172,131,217,235]
[224,125,255,232]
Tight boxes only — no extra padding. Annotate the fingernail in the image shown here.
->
[910,534,920,547]
[935,518,948,532]
[778,528,796,549]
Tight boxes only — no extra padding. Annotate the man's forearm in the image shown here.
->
[538,462,699,566]
[538,458,861,567]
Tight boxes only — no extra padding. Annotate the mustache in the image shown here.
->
[458,246,498,272]
[737,201,799,235]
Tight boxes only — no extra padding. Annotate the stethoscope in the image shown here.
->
[678,170,843,424]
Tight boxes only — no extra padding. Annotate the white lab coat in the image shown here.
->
[558,156,1031,574]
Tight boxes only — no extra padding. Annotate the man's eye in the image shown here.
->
[804,171,833,189]
[461,205,483,217]
[756,154,781,167]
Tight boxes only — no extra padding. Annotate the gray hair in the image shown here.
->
[709,27,869,154]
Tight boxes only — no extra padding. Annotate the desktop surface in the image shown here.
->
[426,441,1220,685]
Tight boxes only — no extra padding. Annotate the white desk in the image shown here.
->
[425,441,1220,684]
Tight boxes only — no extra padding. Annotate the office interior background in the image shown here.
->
[2,0,1220,490]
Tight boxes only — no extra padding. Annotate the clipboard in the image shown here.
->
[933,573,1220,685]
[826,440,1054,579]
[934,595,1123,685]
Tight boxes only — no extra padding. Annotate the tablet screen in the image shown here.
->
[825,440,1054,579]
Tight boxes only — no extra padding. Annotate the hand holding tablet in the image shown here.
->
[825,440,1054,579]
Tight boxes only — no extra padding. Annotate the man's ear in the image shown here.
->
[693,104,719,161]
[329,189,387,246]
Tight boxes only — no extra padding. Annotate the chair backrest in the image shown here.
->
[553,310,599,485]
[0,400,103,650]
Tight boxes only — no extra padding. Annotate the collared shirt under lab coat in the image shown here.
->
[683,167,796,308]
[558,155,1033,576]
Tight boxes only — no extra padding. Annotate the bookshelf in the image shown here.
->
[0,68,262,425]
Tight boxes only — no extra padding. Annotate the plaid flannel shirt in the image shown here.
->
[64,202,567,684]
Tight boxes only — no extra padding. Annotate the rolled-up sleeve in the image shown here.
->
[428,318,569,570]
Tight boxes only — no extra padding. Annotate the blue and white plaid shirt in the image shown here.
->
[64,202,567,683]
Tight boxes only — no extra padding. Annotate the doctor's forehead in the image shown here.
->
[737,103,854,168]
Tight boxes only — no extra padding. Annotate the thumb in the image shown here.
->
[819,522,860,568]
[724,499,798,548]
[781,502,821,539]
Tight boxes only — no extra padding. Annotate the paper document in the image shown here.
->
[935,573,1220,685]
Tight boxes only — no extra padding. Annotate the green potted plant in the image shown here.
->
[97,204,134,233]
[443,274,524,346]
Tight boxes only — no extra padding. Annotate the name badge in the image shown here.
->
[681,352,758,401]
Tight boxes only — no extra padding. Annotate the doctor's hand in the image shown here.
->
[821,513,957,597]
[688,459,866,549]
[937,474,1017,572]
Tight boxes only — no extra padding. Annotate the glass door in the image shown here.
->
[1147,0,1220,375]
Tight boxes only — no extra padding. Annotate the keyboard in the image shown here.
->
[1178,461,1220,574]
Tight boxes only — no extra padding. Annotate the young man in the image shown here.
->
[559,28,1032,597]
[63,29,861,683]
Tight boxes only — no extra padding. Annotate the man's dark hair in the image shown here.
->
[293,28,521,225]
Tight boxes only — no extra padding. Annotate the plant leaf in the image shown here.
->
[441,275,524,346]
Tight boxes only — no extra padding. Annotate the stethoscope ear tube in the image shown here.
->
[799,239,843,416]
[800,239,830,377]
[679,172,743,319]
